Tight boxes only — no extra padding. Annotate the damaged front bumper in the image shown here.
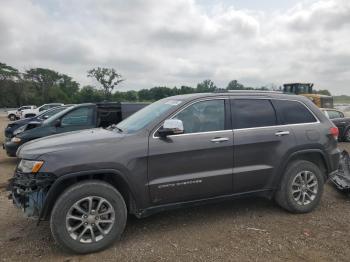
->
[330,150,350,193]
[8,172,56,218]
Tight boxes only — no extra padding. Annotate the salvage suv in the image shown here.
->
[8,92,340,254]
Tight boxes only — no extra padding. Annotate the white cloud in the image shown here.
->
[0,0,349,94]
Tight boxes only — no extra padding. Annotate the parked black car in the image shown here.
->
[9,92,340,254]
[4,106,70,139]
[321,108,350,142]
[4,102,147,157]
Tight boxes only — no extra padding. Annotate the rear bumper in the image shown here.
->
[327,148,341,175]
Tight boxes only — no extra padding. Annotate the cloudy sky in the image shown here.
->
[0,0,349,94]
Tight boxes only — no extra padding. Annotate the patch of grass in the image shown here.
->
[334,96,350,104]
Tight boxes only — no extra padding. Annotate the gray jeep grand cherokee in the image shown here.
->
[8,91,340,253]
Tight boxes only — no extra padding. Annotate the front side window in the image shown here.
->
[233,99,276,129]
[61,107,94,126]
[173,99,225,134]
[273,100,317,124]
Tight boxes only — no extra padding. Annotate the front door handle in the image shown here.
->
[275,131,290,136]
[211,137,229,143]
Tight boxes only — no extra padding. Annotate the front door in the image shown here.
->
[148,98,234,205]
[56,106,96,134]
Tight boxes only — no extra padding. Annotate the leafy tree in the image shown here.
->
[179,85,195,94]
[138,89,152,101]
[124,90,138,101]
[25,68,61,103]
[77,85,104,103]
[58,74,80,102]
[196,79,217,92]
[0,62,20,81]
[87,67,124,100]
[226,80,245,90]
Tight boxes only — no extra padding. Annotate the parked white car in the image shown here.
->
[20,103,64,119]
[7,105,36,121]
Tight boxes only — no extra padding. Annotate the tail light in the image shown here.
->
[330,127,339,139]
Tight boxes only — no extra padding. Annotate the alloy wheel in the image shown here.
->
[65,196,115,243]
[291,171,318,206]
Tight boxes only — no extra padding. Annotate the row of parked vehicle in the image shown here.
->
[7,103,64,121]
[3,91,346,254]
[4,102,148,156]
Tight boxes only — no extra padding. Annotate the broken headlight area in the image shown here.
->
[8,172,56,218]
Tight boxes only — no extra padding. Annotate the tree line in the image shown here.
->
[0,62,332,107]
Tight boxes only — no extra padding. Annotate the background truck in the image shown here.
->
[283,83,334,108]
[7,105,36,121]
[20,103,64,119]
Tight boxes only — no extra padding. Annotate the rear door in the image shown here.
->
[231,98,296,193]
[148,97,234,204]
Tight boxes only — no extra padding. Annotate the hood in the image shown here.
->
[8,117,35,127]
[17,128,125,159]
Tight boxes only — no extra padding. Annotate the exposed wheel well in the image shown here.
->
[288,152,328,180]
[42,174,136,220]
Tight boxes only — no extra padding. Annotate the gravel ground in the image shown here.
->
[0,115,350,262]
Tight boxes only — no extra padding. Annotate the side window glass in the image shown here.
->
[273,100,317,124]
[173,100,225,134]
[233,99,277,129]
[39,105,48,112]
[61,107,94,126]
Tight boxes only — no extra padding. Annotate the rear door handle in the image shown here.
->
[210,137,229,143]
[275,131,290,136]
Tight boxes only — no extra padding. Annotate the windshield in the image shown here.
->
[37,106,67,120]
[116,99,183,133]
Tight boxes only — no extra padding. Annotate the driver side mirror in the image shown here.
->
[158,119,184,138]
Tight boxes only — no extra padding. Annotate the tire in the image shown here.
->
[275,160,324,214]
[8,114,16,121]
[50,180,127,254]
[344,128,350,142]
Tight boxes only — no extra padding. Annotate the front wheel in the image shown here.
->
[275,160,324,213]
[8,114,16,121]
[50,180,127,254]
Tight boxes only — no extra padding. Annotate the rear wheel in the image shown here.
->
[50,180,127,254]
[275,160,324,213]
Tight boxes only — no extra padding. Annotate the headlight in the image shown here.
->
[11,137,21,143]
[17,160,44,173]
[13,125,27,135]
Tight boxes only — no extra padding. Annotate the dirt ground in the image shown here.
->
[0,114,349,262]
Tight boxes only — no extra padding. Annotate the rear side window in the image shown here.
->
[232,99,277,129]
[273,100,317,124]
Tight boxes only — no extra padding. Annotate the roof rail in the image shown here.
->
[213,89,284,94]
